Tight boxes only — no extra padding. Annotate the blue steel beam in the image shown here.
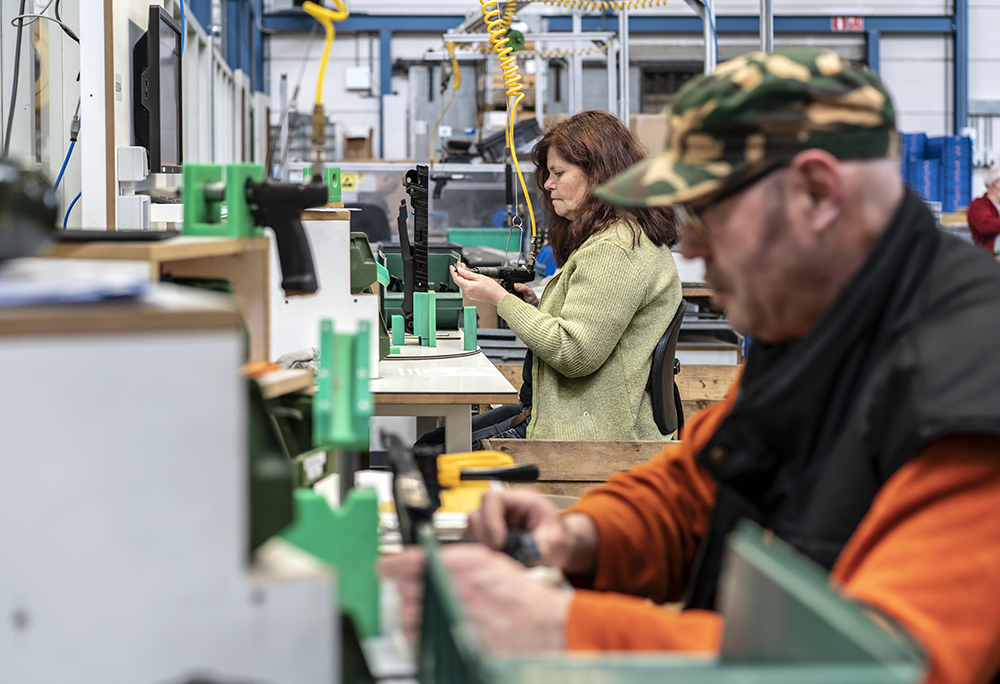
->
[226,0,240,71]
[262,13,464,32]
[866,30,880,75]
[546,14,955,34]
[254,0,265,92]
[954,0,968,133]
[380,30,392,159]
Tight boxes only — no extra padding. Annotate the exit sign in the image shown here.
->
[831,16,865,32]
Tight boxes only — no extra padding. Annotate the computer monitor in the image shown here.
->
[133,6,183,174]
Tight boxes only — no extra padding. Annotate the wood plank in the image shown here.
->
[374,392,518,405]
[675,364,741,401]
[682,287,713,298]
[46,236,269,263]
[301,210,352,221]
[0,288,239,337]
[162,247,270,362]
[521,482,601,498]
[481,439,667,481]
[256,369,313,399]
[495,363,524,392]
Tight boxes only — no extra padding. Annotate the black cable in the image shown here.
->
[53,0,78,42]
[3,0,28,157]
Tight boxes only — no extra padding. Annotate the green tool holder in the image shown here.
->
[464,306,478,351]
[313,319,372,450]
[325,167,342,203]
[427,291,437,348]
[391,315,405,345]
[281,488,380,638]
[182,163,265,237]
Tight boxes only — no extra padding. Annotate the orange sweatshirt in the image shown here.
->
[564,388,1000,684]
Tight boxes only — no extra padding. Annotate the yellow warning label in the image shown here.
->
[342,173,358,190]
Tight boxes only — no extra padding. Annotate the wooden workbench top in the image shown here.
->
[46,236,270,262]
[0,285,239,337]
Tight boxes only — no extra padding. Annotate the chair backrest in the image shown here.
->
[344,203,392,244]
[650,299,687,436]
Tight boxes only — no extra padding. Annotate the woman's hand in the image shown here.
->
[513,282,539,306]
[450,262,511,307]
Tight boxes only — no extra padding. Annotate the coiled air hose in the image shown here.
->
[480,0,537,249]
[303,0,349,177]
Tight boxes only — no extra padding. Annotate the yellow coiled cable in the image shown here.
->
[480,0,537,243]
[302,0,349,105]
[430,42,462,162]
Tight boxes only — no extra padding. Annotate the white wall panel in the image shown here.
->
[880,35,952,136]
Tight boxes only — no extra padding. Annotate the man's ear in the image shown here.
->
[788,149,846,235]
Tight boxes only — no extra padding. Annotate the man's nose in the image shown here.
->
[679,224,710,260]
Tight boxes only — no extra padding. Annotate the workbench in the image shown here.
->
[46,236,270,361]
[256,337,519,454]
[374,337,518,453]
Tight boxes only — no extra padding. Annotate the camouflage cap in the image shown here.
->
[595,47,898,207]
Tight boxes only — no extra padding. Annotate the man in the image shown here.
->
[381,48,1000,684]
[968,165,1000,255]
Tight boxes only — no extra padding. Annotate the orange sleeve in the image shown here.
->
[833,435,1000,684]
[567,591,722,652]
[565,387,735,603]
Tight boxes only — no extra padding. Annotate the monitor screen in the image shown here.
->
[157,20,180,167]
[133,6,182,174]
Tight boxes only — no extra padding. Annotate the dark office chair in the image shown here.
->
[344,203,392,244]
[650,299,687,436]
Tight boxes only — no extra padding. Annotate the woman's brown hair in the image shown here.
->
[532,110,677,266]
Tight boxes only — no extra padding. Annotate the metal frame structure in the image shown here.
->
[263,6,969,138]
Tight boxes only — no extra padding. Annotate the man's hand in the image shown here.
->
[513,282,539,306]
[450,262,510,307]
[378,544,571,654]
[442,544,571,654]
[469,489,599,575]
[377,546,426,644]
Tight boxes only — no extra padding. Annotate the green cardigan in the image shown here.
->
[497,222,682,440]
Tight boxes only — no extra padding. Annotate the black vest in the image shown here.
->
[685,191,1000,610]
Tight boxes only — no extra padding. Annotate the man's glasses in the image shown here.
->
[674,161,788,237]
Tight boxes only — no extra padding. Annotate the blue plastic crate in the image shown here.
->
[907,159,941,202]
[901,132,928,159]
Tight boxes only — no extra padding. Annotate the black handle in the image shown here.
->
[504,527,541,567]
[459,464,539,482]
[246,179,326,296]
[397,199,415,332]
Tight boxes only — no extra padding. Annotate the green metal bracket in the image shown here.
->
[313,319,372,450]
[182,163,266,237]
[464,306,478,351]
[414,292,429,344]
[427,290,437,348]
[281,488,380,638]
[391,315,405,346]
[325,167,342,203]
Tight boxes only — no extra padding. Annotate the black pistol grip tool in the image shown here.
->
[382,431,435,545]
[505,528,542,567]
[396,199,416,333]
[246,178,326,296]
[469,265,535,300]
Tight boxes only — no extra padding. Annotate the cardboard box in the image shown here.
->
[629,113,669,155]
[343,128,374,160]
[479,70,536,107]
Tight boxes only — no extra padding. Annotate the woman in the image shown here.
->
[440,109,681,444]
